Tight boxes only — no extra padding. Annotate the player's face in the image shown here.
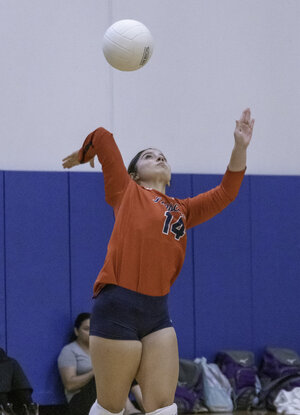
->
[75,318,90,345]
[135,148,171,184]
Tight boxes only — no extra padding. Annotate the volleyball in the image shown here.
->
[102,19,154,71]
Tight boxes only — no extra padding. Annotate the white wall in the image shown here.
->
[1,0,299,174]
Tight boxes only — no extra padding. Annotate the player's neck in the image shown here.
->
[139,179,166,194]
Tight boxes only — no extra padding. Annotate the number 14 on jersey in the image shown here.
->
[162,211,185,240]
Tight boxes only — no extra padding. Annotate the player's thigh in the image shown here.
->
[136,327,179,412]
[90,335,142,412]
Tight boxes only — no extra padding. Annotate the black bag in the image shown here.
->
[215,350,258,410]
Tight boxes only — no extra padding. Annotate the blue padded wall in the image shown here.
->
[1,170,300,404]
[0,172,5,348]
[5,172,70,404]
[168,174,195,358]
[251,176,300,357]
[192,175,253,361]
[69,172,114,320]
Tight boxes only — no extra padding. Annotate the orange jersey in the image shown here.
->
[78,127,245,297]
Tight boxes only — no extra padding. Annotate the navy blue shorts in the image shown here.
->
[89,284,173,341]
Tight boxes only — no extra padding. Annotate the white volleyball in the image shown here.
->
[102,19,154,71]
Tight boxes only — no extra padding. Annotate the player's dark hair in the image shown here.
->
[127,149,149,176]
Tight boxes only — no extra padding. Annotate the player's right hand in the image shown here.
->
[62,151,95,169]
[62,151,80,169]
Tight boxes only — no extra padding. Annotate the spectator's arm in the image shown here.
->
[59,366,94,392]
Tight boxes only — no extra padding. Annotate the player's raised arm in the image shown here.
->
[185,108,254,229]
[228,108,255,171]
[62,127,130,207]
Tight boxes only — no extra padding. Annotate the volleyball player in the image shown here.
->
[62,108,255,415]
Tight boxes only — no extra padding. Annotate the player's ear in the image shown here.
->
[74,327,78,337]
[130,172,139,182]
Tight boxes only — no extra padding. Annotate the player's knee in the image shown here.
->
[146,403,177,415]
[89,400,125,415]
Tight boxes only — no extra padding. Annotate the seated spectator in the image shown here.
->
[0,347,38,415]
[58,313,143,415]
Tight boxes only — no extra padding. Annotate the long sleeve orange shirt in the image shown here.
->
[78,127,245,297]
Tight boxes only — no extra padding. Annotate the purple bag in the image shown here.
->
[174,359,205,413]
[258,347,300,410]
[260,347,300,380]
[215,350,257,410]
[175,385,204,413]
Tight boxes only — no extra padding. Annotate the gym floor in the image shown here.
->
[39,407,275,415]
[208,412,274,415]
[209,413,274,415]
[189,413,274,415]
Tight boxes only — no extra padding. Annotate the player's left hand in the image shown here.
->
[234,108,255,148]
